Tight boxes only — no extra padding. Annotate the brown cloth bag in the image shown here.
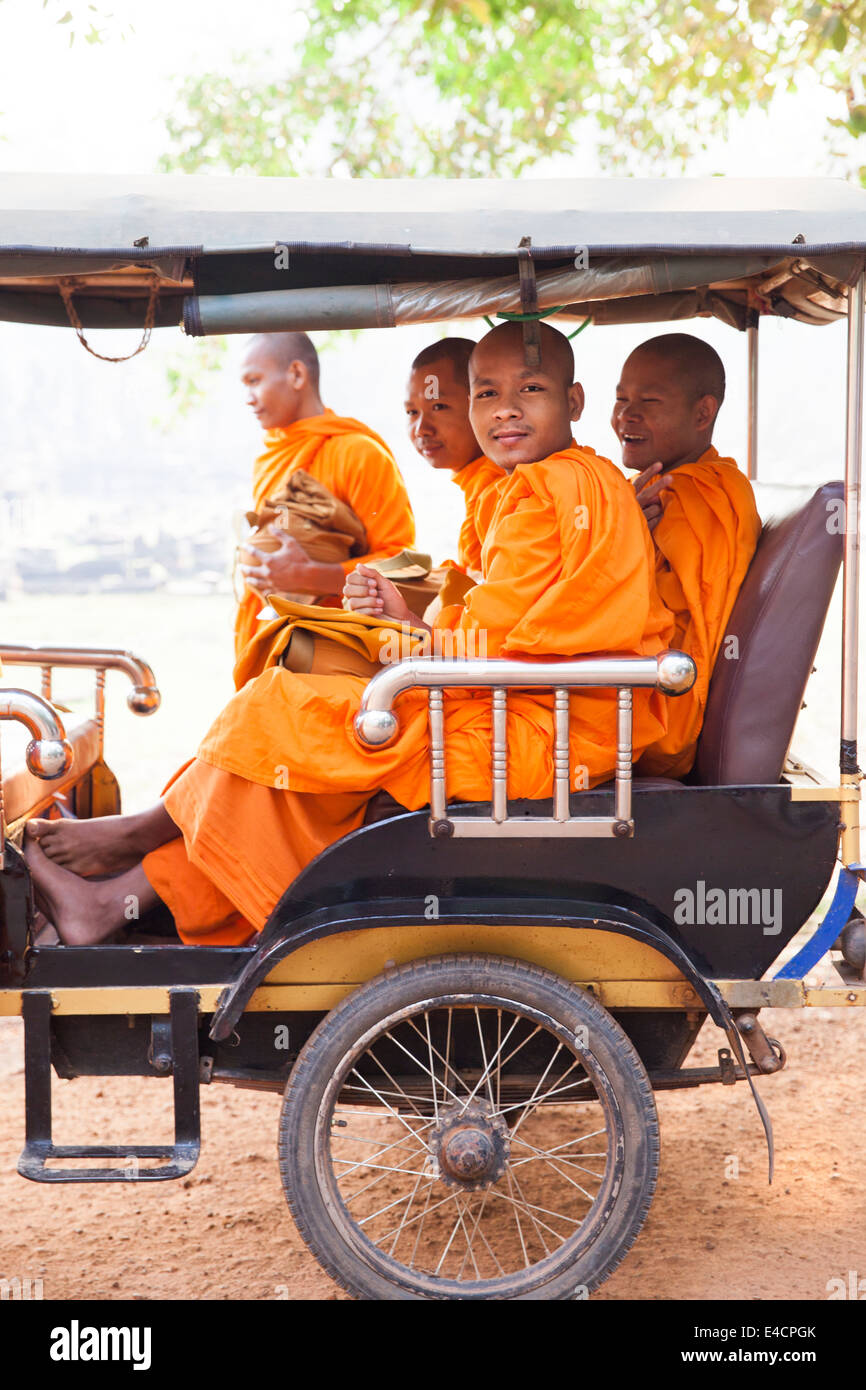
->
[236,470,367,605]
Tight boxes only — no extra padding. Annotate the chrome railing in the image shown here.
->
[0,689,73,869]
[354,649,696,839]
[0,646,160,760]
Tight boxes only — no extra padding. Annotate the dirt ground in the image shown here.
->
[1,987,863,1303]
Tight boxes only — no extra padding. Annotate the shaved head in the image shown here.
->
[471,321,575,390]
[613,333,726,472]
[241,332,324,429]
[411,337,476,390]
[247,332,320,388]
[630,334,725,407]
[469,321,584,471]
[405,337,480,472]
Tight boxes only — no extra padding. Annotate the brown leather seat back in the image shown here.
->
[693,481,843,786]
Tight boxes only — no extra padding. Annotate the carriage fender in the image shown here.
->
[209,897,733,1042]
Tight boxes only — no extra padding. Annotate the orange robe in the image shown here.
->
[637,447,761,778]
[145,443,675,944]
[450,455,503,573]
[234,409,415,663]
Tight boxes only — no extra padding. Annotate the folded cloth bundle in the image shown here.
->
[233,596,431,689]
[236,470,367,605]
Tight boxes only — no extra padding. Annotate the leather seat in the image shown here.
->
[1,715,101,824]
[692,481,843,785]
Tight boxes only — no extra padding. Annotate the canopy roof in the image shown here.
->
[1,172,864,336]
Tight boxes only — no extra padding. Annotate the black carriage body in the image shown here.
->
[271,783,839,982]
[12,784,839,1091]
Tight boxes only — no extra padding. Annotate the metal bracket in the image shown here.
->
[17,988,201,1182]
[517,237,541,367]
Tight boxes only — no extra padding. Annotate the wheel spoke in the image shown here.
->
[370,1186,462,1246]
[403,1014,476,1106]
[470,1019,542,1108]
[346,1065,432,1138]
[488,1185,580,1241]
[424,1011,440,1122]
[510,1133,607,1181]
[357,1182,441,1229]
[387,1168,429,1258]
[407,1179,436,1269]
[453,1197,482,1281]
[474,1006,495,1109]
[455,1189,504,1281]
[504,1167,535,1267]
[501,1054,588,1130]
[382,1028,465,1107]
[508,1166,554,1256]
[363,1041,428,1116]
[506,1039,567,1140]
[433,1204,468,1276]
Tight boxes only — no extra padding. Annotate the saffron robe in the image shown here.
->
[637,447,761,778]
[450,455,503,573]
[145,443,675,943]
[234,409,415,662]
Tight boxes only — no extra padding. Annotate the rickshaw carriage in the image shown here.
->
[0,175,864,1300]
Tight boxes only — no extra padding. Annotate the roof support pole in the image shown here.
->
[747,317,759,481]
[840,268,864,868]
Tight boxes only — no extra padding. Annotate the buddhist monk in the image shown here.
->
[613,332,761,777]
[405,337,502,574]
[26,322,674,947]
[234,331,415,663]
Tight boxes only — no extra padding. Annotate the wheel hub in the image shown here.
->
[430,1100,510,1190]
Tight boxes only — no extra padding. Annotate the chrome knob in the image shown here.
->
[353,709,399,747]
[25,737,74,779]
[127,686,161,715]
[656,650,697,696]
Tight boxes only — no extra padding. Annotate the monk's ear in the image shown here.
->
[286,358,308,391]
[695,393,719,432]
[568,381,585,422]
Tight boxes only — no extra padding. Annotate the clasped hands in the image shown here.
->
[633,461,671,533]
[240,524,342,600]
[342,564,431,633]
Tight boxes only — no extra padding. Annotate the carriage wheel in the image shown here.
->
[278,953,659,1300]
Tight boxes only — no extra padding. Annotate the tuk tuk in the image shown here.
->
[0,174,864,1301]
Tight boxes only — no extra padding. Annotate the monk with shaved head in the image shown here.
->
[613,332,761,776]
[405,337,501,574]
[26,321,675,948]
[235,331,415,666]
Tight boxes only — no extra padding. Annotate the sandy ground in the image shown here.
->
[1,985,863,1303]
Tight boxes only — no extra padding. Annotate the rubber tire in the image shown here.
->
[278,953,659,1301]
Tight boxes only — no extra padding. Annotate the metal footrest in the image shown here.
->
[17,988,201,1183]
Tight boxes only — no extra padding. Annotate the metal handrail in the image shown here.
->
[354,649,696,840]
[0,689,74,870]
[0,645,160,761]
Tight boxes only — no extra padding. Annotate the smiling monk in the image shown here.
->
[26,322,674,947]
[612,333,761,777]
[405,337,502,575]
[235,332,415,664]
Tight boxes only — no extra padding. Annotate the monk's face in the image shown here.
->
[404,360,479,471]
[241,341,306,430]
[469,339,583,472]
[613,350,717,472]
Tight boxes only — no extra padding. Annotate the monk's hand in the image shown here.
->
[240,526,343,599]
[633,461,671,534]
[343,564,418,624]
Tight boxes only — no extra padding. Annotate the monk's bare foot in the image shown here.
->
[33,911,60,945]
[27,814,144,876]
[24,836,134,945]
